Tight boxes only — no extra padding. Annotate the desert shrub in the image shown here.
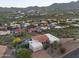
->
[16,48,32,58]
[16,44,29,49]
[59,47,66,54]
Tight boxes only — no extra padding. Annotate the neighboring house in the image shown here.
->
[41,21,48,24]
[21,23,30,28]
[15,28,22,33]
[29,40,43,52]
[66,18,79,23]
[40,26,50,30]
[72,18,79,22]
[35,27,42,32]
[45,33,60,44]
[23,39,32,44]
[27,25,41,33]
[49,22,57,28]
[0,27,7,31]
[71,24,79,27]
[27,28,37,33]
[40,21,48,27]
[66,19,74,23]
[10,23,20,28]
[0,30,11,35]
[54,26,65,29]
[11,28,22,35]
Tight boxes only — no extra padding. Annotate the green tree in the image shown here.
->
[16,48,32,58]
[59,43,66,54]
[12,37,22,47]
[59,47,66,54]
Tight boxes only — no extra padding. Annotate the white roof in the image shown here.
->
[0,31,10,35]
[45,33,60,44]
[29,40,43,48]
[29,40,43,52]
[54,26,63,29]
[72,24,79,27]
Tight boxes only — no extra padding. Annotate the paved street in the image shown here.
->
[3,48,15,58]
[63,48,79,58]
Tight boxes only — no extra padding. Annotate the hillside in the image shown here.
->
[0,1,79,13]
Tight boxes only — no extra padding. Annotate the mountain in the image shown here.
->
[48,1,79,11]
[0,1,79,14]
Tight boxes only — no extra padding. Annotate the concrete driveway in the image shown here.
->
[63,48,79,58]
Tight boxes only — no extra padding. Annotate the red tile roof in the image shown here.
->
[32,35,48,42]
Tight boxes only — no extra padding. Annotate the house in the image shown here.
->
[11,27,22,35]
[40,26,50,30]
[72,18,79,22]
[54,26,65,29]
[0,27,7,31]
[27,25,39,33]
[41,21,48,24]
[15,28,22,33]
[21,23,30,28]
[35,27,42,32]
[32,34,60,44]
[27,28,37,33]
[66,18,79,23]
[0,30,11,35]
[32,35,49,43]
[45,33,60,44]
[40,21,48,26]
[49,22,57,28]
[71,24,79,27]
[23,39,32,44]
[29,40,43,52]
[30,34,60,52]
[10,23,20,28]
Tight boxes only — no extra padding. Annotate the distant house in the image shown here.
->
[49,22,57,28]
[27,28,37,33]
[72,18,79,22]
[71,24,79,27]
[11,27,22,35]
[15,28,22,33]
[0,27,7,31]
[21,23,30,28]
[54,26,65,29]
[29,40,43,52]
[40,26,50,30]
[10,23,20,28]
[0,30,11,35]
[40,21,48,26]
[66,18,79,23]
[27,25,41,33]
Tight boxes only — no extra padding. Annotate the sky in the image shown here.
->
[0,0,78,8]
